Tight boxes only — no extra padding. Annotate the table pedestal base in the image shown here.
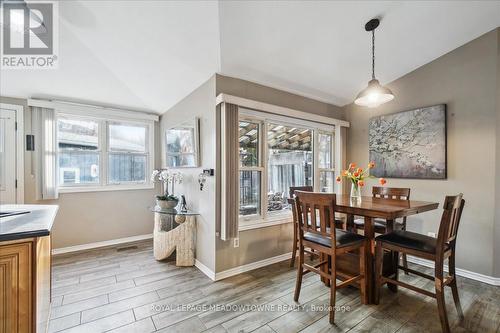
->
[153,213,196,266]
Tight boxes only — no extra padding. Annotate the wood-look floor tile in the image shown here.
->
[106,317,156,333]
[48,312,80,333]
[57,310,135,333]
[157,315,207,333]
[221,299,289,333]
[252,325,277,333]
[81,291,159,323]
[52,276,117,297]
[50,294,108,319]
[62,280,134,305]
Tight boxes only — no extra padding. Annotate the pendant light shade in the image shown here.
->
[354,79,394,108]
[354,18,394,108]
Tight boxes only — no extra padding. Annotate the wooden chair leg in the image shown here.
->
[387,250,399,293]
[324,254,331,287]
[449,253,464,321]
[329,253,337,324]
[435,263,451,333]
[401,221,409,275]
[374,241,383,305]
[294,245,304,302]
[290,229,297,268]
[360,241,368,304]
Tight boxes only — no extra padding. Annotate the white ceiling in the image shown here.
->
[2,1,500,113]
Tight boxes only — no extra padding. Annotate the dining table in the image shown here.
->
[328,194,439,304]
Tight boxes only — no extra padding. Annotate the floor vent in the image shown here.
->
[116,245,138,252]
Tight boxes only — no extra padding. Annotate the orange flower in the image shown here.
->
[342,170,348,177]
[357,167,363,174]
[336,176,342,183]
[349,162,356,170]
[358,180,365,187]
[379,178,387,185]
[368,161,375,169]
[353,172,360,178]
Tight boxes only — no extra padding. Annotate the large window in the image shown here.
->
[57,117,100,185]
[238,110,336,225]
[267,124,312,214]
[239,121,262,217]
[108,122,148,184]
[57,114,154,191]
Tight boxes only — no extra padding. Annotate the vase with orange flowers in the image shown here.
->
[336,162,387,201]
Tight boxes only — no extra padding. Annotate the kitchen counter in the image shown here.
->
[0,204,58,241]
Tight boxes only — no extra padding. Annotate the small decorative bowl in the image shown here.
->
[156,199,179,210]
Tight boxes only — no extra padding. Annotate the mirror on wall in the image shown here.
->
[165,117,200,168]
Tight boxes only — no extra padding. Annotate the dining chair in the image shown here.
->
[294,191,368,324]
[352,186,410,273]
[374,194,465,333]
[289,186,346,267]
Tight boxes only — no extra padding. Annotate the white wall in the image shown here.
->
[159,76,217,271]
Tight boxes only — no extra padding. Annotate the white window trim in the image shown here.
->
[316,131,336,192]
[55,110,155,193]
[238,108,339,230]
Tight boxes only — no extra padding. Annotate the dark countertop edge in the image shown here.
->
[0,229,51,242]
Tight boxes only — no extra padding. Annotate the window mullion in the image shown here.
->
[313,130,320,192]
[102,120,108,186]
[261,121,268,220]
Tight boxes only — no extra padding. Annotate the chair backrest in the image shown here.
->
[289,186,314,234]
[294,191,336,248]
[372,186,411,200]
[289,186,314,199]
[437,194,465,249]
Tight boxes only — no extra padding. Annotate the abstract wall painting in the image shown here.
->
[369,104,446,179]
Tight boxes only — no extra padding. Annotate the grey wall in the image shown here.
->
[215,74,345,272]
[159,76,217,271]
[0,96,161,249]
[495,30,500,278]
[344,29,500,277]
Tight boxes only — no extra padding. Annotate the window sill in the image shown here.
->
[239,213,293,231]
[58,184,155,194]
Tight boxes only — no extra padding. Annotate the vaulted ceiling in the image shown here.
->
[1,1,500,114]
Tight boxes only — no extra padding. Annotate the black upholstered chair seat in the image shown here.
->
[304,230,366,248]
[376,230,448,254]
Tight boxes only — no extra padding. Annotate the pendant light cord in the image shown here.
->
[371,29,375,80]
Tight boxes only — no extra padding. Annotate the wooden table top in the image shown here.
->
[335,195,439,220]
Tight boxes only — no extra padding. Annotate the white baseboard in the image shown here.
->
[214,252,292,281]
[407,256,500,286]
[195,259,216,281]
[52,234,153,255]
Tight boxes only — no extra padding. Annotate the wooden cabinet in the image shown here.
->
[0,237,51,333]
[0,241,33,333]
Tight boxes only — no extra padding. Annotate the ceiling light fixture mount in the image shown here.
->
[354,18,394,108]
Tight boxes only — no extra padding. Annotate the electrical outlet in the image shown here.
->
[233,238,240,248]
[427,232,436,238]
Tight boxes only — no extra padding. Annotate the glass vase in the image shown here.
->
[350,182,362,201]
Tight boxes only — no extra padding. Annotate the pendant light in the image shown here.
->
[354,18,394,108]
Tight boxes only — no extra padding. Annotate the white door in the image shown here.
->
[0,109,17,204]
